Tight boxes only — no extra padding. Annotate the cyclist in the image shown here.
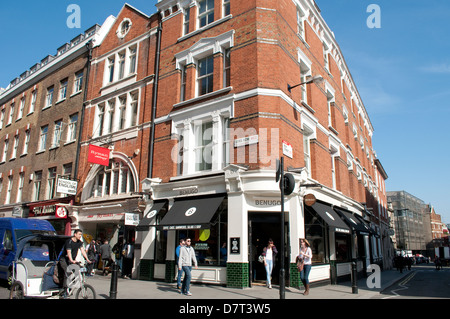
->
[59,229,92,298]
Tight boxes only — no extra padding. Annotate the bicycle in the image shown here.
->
[61,262,96,299]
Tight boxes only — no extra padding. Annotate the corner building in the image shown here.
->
[134,0,389,288]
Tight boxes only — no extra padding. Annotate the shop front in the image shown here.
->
[27,198,75,236]
[138,165,371,288]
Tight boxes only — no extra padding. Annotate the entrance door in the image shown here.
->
[248,213,281,286]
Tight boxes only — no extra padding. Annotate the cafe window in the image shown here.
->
[335,233,351,262]
[176,202,227,267]
[304,207,327,264]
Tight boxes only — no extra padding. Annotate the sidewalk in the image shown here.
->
[85,267,413,299]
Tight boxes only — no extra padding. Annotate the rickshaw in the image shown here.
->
[9,234,96,299]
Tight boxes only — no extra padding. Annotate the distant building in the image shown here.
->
[387,191,429,255]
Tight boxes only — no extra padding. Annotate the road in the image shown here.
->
[377,264,450,299]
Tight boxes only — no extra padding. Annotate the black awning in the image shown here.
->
[353,213,375,236]
[137,201,168,230]
[307,202,351,234]
[333,207,371,235]
[158,195,225,230]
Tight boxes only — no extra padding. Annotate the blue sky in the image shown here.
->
[0,1,449,223]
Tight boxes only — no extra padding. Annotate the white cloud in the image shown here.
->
[420,63,450,74]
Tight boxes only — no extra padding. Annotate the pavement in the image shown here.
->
[84,266,414,300]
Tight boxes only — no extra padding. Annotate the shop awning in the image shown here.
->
[333,207,371,235]
[307,202,351,234]
[353,213,375,236]
[158,195,225,230]
[136,200,167,230]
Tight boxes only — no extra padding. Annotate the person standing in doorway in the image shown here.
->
[122,240,134,278]
[262,239,278,289]
[299,238,312,295]
[99,240,113,276]
[178,238,198,296]
[176,238,186,289]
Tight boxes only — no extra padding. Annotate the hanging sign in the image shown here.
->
[87,145,110,166]
[55,206,68,219]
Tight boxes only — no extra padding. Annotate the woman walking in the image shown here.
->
[262,239,278,289]
[298,238,312,295]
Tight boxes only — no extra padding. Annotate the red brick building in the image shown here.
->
[134,0,389,287]
[72,5,160,252]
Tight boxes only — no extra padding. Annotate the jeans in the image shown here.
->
[177,266,184,288]
[264,259,273,286]
[181,266,192,294]
[300,264,312,286]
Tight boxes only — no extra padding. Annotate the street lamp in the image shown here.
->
[287,75,324,93]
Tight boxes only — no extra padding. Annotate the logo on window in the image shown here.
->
[185,207,197,217]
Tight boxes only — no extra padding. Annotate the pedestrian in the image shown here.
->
[406,256,412,271]
[178,238,198,296]
[298,238,312,295]
[176,238,186,289]
[122,240,134,278]
[262,239,278,289]
[112,237,124,276]
[59,229,92,298]
[99,240,113,276]
[434,256,441,270]
[86,239,98,276]
[220,242,227,266]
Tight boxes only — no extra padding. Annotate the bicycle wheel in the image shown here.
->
[75,284,96,299]
[9,282,24,299]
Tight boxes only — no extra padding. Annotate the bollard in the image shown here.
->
[109,262,119,299]
[351,259,358,294]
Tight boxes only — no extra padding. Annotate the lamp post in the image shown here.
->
[287,75,324,93]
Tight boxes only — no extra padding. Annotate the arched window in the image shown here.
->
[89,158,135,199]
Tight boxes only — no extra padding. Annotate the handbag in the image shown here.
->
[258,255,265,263]
[296,256,304,272]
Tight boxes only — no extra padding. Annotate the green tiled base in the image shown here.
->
[166,260,176,282]
[227,262,249,288]
[139,259,155,281]
[290,263,304,288]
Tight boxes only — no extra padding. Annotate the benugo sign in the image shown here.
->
[87,145,110,166]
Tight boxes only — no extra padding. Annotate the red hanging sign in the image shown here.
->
[87,145,110,166]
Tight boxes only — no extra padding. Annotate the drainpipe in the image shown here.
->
[73,40,93,194]
[148,20,162,179]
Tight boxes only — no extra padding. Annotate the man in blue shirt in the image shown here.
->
[175,238,186,289]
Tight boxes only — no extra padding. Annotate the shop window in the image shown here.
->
[304,207,327,264]
[335,233,351,262]
[155,214,168,264]
[176,205,227,266]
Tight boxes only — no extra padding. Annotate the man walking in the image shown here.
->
[176,238,186,289]
[178,238,198,296]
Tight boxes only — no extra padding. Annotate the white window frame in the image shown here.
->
[29,90,37,114]
[59,79,68,101]
[103,44,139,86]
[67,114,78,142]
[74,72,83,93]
[175,30,234,99]
[2,139,8,162]
[11,135,19,159]
[5,175,13,205]
[171,97,233,177]
[18,97,25,120]
[198,0,215,28]
[33,171,42,201]
[52,120,62,148]
[16,173,24,203]
[8,103,14,125]
[39,126,48,151]
[45,87,54,108]
[22,130,30,155]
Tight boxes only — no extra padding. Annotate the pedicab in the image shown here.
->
[9,234,96,299]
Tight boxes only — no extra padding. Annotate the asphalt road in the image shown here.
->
[377,264,450,299]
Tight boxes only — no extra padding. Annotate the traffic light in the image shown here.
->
[281,173,295,195]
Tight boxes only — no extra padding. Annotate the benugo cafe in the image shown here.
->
[135,165,372,288]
